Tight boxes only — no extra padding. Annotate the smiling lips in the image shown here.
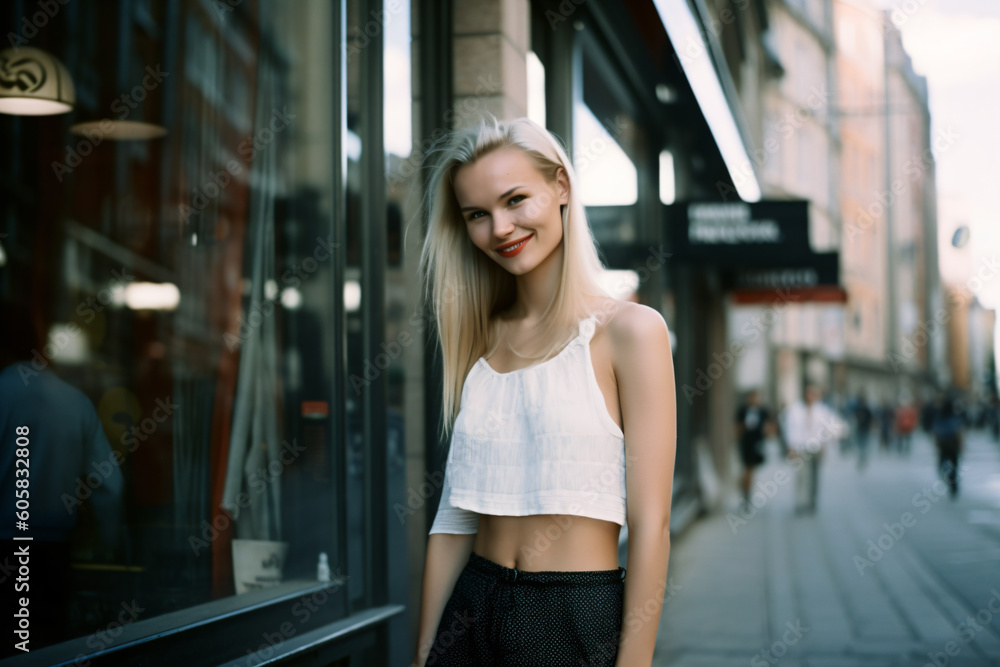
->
[496,233,533,257]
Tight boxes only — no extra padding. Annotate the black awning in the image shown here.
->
[665,199,848,304]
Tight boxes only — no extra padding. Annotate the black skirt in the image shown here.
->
[426,551,626,666]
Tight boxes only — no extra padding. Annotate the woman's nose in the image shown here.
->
[492,210,516,236]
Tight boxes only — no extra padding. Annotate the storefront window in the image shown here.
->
[574,100,637,207]
[0,0,395,657]
[660,149,676,205]
[345,0,368,613]
[574,28,650,247]
[527,50,547,128]
[382,1,413,663]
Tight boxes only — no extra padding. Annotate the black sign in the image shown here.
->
[667,200,810,264]
[722,252,840,290]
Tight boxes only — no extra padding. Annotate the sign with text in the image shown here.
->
[724,252,840,290]
[667,200,810,264]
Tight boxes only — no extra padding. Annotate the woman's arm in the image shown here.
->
[412,466,479,665]
[610,304,677,667]
[412,532,476,666]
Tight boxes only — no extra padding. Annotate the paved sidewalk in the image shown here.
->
[651,428,1000,667]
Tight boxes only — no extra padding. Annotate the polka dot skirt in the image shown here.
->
[426,552,626,666]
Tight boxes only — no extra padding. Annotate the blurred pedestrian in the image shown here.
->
[894,399,918,456]
[990,393,1000,442]
[931,392,963,499]
[853,393,874,471]
[783,383,848,515]
[877,398,894,452]
[734,389,773,506]
[920,395,936,433]
[841,394,857,455]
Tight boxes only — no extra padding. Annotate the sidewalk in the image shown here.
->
[651,428,1000,667]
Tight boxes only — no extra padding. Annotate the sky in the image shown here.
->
[872,0,1000,306]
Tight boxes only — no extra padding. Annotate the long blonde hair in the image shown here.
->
[416,114,619,447]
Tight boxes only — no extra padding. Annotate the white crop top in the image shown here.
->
[428,314,627,535]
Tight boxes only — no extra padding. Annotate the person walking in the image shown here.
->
[734,389,773,507]
[783,383,848,515]
[411,115,677,667]
[877,398,894,452]
[990,393,1000,442]
[853,393,874,471]
[931,392,963,499]
[894,399,918,456]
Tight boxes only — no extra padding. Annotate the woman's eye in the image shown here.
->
[467,195,523,220]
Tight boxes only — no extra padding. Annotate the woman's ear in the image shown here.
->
[555,166,570,205]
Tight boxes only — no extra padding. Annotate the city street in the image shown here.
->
[653,427,1000,667]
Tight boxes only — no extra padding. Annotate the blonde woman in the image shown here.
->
[411,115,676,667]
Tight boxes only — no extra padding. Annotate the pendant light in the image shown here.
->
[0,46,75,115]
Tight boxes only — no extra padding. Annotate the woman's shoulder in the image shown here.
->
[598,300,671,379]
[601,300,669,343]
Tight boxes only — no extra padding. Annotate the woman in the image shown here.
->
[411,116,676,667]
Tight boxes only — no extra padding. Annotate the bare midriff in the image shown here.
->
[471,513,622,571]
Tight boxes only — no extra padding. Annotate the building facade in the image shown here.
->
[833,0,942,406]
[752,0,844,412]
[729,0,943,418]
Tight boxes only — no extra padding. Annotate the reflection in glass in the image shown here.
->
[573,101,638,206]
[527,51,547,128]
[383,3,413,663]
[345,0,367,613]
[660,150,676,205]
[0,0,350,656]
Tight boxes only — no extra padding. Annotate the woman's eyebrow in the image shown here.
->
[460,185,525,212]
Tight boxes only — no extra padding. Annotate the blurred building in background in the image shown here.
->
[834,0,944,407]
[722,0,946,440]
[938,192,998,402]
[751,0,845,415]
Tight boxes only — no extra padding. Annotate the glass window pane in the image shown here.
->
[345,0,366,612]
[573,101,638,206]
[527,50,547,128]
[660,149,676,205]
[383,5,413,664]
[0,0,352,655]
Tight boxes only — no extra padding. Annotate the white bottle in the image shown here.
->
[317,552,331,583]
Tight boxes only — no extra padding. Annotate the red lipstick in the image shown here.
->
[496,233,533,257]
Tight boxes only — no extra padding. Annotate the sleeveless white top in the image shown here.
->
[428,314,627,535]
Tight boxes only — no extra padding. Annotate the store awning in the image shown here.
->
[653,0,762,202]
[666,199,849,304]
[669,200,811,264]
[725,253,849,304]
